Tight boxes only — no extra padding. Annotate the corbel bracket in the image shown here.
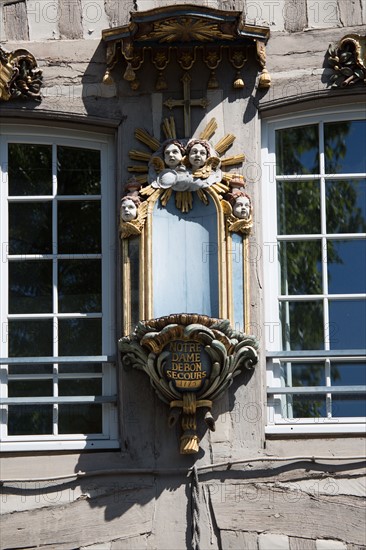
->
[119,314,258,454]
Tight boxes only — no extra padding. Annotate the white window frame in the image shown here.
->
[0,124,119,451]
[262,106,366,435]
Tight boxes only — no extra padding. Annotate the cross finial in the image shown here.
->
[164,73,209,138]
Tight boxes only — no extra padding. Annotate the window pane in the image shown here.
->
[8,405,53,435]
[329,300,366,350]
[57,146,101,195]
[8,380,53,397]
[9,261,53,313]
[58,404,102,433]
[8,320,53,357]
[59,363,102,374]
[59,378,102,396]
[58,260,101,313]
[328,240,366,294]
[276,125,319,175]
[58,201,101,254]
[331,363,366,417]
[58,319,102,356]
[325,120,366,174]
[9,202,52,254]
[8,364,53,375]
[281,301,324,350]
[277,180,320,234]
[8,144,52,196]
[280,241,322,295]
[326,179,366,234]
[291,394,327,418]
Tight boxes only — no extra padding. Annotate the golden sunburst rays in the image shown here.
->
[127,117,245,212]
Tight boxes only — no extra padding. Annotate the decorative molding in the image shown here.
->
[119,314,258,454]
[101,5,270,91]
[327,34,366,88]
[0,45,43,101]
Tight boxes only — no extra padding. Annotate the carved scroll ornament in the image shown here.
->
[327,34,366,87]
[0,45,43,101]
[119,314,258,454]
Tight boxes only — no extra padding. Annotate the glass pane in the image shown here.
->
[280,241,322,295]
[277,180,320,234]
[8,380,53,397]
[58,319,102,356]
[59,363,102,374]
[328,240,366,294]
[9,261,53,313]
[281,301,324,350]
[8,364,53,375]
[291,394,326,418]
[8,320,53,357]
[325,120,366,174]
[58,404,102,433]
[332,395,366,417]
[57,146,101,195]
[282,361,326,418]
[58,201,101,254]
[8,405,53,435]
[58,260,101,313]
[8,144,52,196]
[329,300,366,350]
[9,202,52,254]
[276,125,319,175]
[59,378,102,396]
[326,179,366,234]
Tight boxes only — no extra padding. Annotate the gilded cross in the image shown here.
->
[164,73,209,137]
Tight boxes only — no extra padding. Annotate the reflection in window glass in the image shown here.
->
[8,364,53,375]
[9,261,53,314]
[8,320,53,357]
[281,301,324,350]
[58,260,101,313]
[8,380,53,397]
[280,241,322,295]
[58,318,102,356]
[8,405,53,435]
[329,300,366,350]
[58,201,101,254]
[9,202,52,254]
[57,146,101,195]
[291,394,326,418]
[277,180,320,234]
[8,144,52,196]
[58,378,102,396]
[325,120,366,174]
[326,179,366,234]
[276,124,319,175]
[328,240,366,294]
[58,404,102,434]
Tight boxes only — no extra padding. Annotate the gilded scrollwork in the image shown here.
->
[119,314,258,454]
[0,45,43,101]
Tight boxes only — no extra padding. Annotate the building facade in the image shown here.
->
[0,1,365,549]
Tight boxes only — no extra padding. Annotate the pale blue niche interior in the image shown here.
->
[232,232,244,330]
[152,193,219,318]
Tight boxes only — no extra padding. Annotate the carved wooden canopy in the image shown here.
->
[101,5,271,90]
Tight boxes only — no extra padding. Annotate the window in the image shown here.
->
[0,125,118,451]
[262,108,366,434]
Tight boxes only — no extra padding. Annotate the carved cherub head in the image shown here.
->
[226,190,252,220]
[163,140,185,169]
[186,139,211,169]
[120,178,142,223]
